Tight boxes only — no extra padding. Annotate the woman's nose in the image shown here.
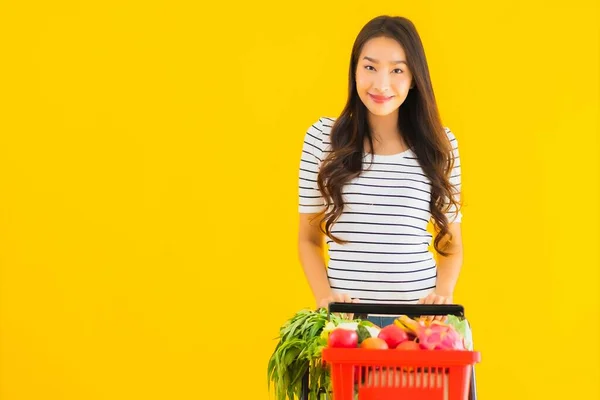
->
[373,73,391,93]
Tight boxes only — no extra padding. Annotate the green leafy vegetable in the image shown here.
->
[356,325,371,344]
[268,308,344,400]
[445,315,474,350]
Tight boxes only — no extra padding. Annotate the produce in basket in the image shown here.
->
[327,327,358,348]
[267,309,472,400]
[267,308,378,400]
[396,340,420,350]
[394,315,467,350]
[323,315,469,351]
[377,324,409,349]
[360,337,389,349]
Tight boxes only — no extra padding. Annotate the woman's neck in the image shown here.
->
[367,109,401,141]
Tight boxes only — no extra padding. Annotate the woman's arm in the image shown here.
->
[418,222,463,317]
[434,222,464,297]
[298,213,332,307]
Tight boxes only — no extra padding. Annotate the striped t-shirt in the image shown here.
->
[298,116,462,304]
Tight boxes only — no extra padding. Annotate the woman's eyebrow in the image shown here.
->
[363,56,407,65]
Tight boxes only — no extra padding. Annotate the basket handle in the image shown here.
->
[327,302,465,318]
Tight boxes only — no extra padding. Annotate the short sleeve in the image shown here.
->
[298,118,327,213]
[444,128,462,223]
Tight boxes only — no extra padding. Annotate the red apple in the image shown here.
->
[328,328,359,348]
[378,324,409,349]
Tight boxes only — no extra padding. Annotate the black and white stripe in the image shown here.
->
[298,117,462,304]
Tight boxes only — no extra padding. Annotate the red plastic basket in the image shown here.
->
[322,347,481,400]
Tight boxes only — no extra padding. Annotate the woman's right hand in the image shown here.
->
[317,292,360,319]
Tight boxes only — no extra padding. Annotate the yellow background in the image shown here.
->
[1,1,598,399]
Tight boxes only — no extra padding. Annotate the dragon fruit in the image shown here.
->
[417,321,465,350]
[394,316,466,350]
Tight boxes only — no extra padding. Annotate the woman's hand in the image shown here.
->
[417,292,453,322]
[317,292,360,319]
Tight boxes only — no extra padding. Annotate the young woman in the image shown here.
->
[298,15,464,326]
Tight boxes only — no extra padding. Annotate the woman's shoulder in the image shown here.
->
[313,116,336,136]
[319,116,337,126]
[318,117,336,151]
[443,126,455,140]
[443,126,459,151]
[304,116,336,149]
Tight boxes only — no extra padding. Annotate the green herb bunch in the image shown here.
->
[267,308,343,400]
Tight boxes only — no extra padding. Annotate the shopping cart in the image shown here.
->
[300,303,480,400]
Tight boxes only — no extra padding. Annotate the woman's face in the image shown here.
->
[355,36,414,116]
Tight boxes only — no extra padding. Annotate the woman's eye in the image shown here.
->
[364,65,403,73]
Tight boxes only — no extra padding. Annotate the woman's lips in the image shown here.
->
[368,93,394,103]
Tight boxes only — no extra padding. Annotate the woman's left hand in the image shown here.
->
[417,292,453,321]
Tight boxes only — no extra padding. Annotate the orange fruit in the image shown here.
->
[395,340,421,350]
[360,337,389,350]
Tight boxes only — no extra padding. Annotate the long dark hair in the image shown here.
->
[314,15,462,257]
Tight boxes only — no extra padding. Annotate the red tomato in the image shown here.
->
[395,340,421,350]
[360,337,389,350]
[378,324,409,349]
[328,328,358,348]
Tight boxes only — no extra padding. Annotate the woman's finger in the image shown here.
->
[328,294,341,318]
[433,295,449,321]
[346,297,360,320]
[418,294,432,322]
[426,294,443,321]
[340,294,350,317]
[329,293,355,319]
